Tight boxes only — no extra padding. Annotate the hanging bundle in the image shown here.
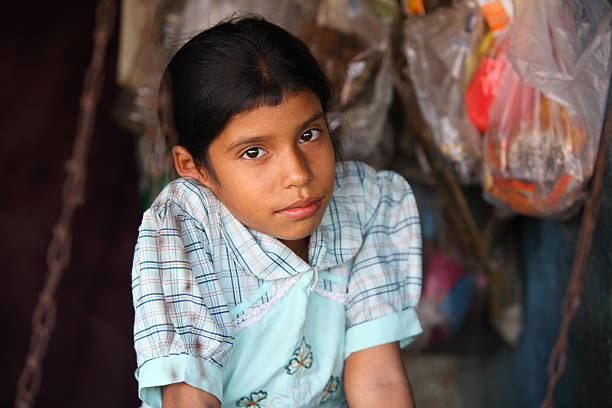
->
[403,1,486,184]
[482,0,612,217]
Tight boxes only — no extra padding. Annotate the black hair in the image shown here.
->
[160,15,341,178]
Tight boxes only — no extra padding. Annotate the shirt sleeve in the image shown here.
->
[132,198,233,407]
[344,168,423,358]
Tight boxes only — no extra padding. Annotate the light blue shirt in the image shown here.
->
[132,161,423,407]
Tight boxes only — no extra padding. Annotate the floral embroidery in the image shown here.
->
[285,337,313,375]
[236,390,268,407]
[319,376,340,403]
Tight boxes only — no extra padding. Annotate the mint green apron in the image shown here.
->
[224,269,347,407]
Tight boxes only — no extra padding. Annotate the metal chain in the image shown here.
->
[539,86,612,407]
[14,1,116,407]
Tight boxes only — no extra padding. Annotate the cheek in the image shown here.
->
[234,169,276,196]
[217,167,276,209]
[314,140,336,184]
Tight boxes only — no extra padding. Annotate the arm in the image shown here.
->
[344,342,415,408]
[163,382,221,408]
[133,195,232,407]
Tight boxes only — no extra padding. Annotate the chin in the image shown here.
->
[277,221,320,241]
[276,230,313,241]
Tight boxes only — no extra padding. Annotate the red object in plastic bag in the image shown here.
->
[483,65,589,217]
[465,53,507,132]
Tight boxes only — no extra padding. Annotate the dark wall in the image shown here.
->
[1,2,141,407]
[486,132,612,406]
[488,0,612,403]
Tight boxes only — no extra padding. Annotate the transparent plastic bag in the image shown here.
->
[180,0,310,39]
[483,0,612,217]
[301,0,395,167]
[403,1,486,184]
[483,64,589,217]
[507,0,612,186]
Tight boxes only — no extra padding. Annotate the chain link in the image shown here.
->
[14,1,116,406]
[539,91,612,407]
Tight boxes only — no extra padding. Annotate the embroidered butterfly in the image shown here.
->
[319,376,340,403]
[285,337,313,375]
[236,390,268,407]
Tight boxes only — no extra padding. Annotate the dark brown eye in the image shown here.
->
[242,147,264,159]
[300,129,321,143]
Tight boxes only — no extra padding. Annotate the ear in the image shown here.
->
[171,145,213,187]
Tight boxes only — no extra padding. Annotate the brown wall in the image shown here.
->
[2,2,141,406]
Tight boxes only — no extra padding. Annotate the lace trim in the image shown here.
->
[313,286,348,304]
[233,276,299,331]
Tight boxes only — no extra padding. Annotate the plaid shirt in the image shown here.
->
[132,161,422,391]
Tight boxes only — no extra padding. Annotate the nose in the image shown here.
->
[282,146,313,188]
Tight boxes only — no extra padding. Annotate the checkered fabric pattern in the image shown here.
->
[132,161,422,371]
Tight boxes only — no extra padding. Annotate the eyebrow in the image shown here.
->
[226,135,270,153]
[226,111,326,153]
[298,111,325,132]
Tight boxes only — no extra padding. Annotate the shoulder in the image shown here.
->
[147,177,220,223]
[334,161,376,190]
[334,161,410,195]
[333,161,416,226]
[138,178,224,241]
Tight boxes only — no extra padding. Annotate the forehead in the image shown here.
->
[216,91,324,143]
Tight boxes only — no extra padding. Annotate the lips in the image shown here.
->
[276,197,323,220]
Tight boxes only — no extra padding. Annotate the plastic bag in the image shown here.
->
[483,63,589,217]
[301,0,395,167]
[180,0,310,39]
[403,2,486,184]
[507,0,612,184]
[483,0,612,217]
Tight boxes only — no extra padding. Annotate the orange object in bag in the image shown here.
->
[483,65,588,217]
[486,0,612,217]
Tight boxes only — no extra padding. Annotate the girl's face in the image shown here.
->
[197,91,336,252]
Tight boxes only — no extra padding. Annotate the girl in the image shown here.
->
[132,16,422,408]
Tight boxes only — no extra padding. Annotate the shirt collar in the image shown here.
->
[219,203,311,280]
[218,171,362,280]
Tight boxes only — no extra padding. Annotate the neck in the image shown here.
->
[280,236,310,263]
